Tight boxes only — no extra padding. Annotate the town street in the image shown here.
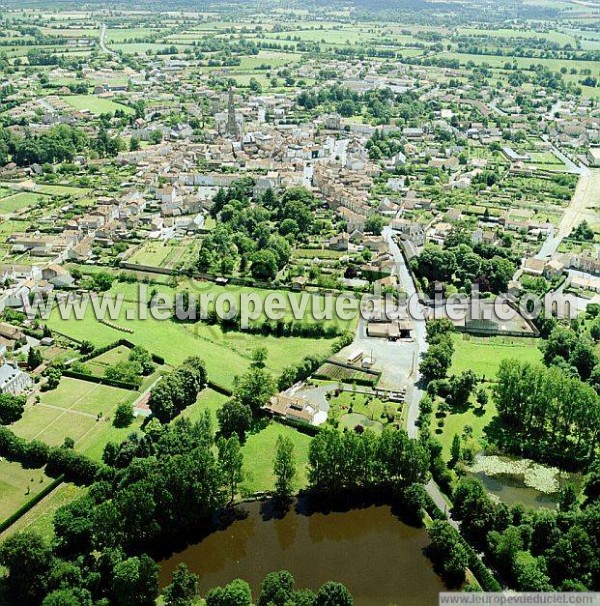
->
[383,226,428,439]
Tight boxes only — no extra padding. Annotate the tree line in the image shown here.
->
[494,358,600,470]
[449,472,600,592]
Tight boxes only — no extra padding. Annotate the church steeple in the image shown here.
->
[226,86,239,138]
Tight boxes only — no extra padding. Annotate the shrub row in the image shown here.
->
[62,369,140,392]
[98,319,133,334]
[423,495,501,592]
[78,339,164,366]
[79,340,124,363]
[462,544,502,592]
[207,380,233,397]
[273,416,323,437]
[201,313,346,339]
[312,373,378,387]
[422,491,448,521]
[0,427,105,486]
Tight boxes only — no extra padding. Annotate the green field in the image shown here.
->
[127,240,197,269]
[450,334,542,379]
[104,27,161,42]
[0,461,53,524]
[46,301,339,389]
[108,279,358,330]
[456,26,576,46]
[435,394,498,461]
[0,483,87,542]
[45,280,355,389]
[0,192,47,214]
[439,51,600,77]
[180,388,229,425]
[36,184,90,196]
[240,422,312,495]
[0,219,29,239]
[61,95,134,115]
[11,378,138,457]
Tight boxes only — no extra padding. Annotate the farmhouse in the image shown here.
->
[0,346,32,395]
[263,393,327,426]
[42,264,75,288]
[523,257,545,277]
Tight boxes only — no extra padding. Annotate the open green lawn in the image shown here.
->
[240,422,312,495]
[61,95,134,115]
[36,184,90,196]
[46,283,352,389]
[450,334,542,379]
[0,483,87,542]
[81,417,144,462]
[0,192,47,214]
[0,461,53,524]
[11,378,138,457]
[0,219,29,239]
[434,394,498,461]
[180,388,229,426]
[105,27,161,42]
[204,51,301,71]
[83,345,133,377]
[127,240,196,269]
[440,334,535,461]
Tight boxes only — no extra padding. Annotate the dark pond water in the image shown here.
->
[467,470,560,509]
[159,500,446,606]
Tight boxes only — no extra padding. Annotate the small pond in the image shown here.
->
[466,454,580,509]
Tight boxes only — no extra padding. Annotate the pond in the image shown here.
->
[466,454,580,509]
[159,499,446,606]
[467,469,560,509]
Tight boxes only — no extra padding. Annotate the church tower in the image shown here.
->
[226,86,239,138]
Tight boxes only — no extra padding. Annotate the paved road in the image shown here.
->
[541,135,588,176]
[488,98,507,116]
[99,23,117,57]
[383,226,427,439]
[381,228,465,528]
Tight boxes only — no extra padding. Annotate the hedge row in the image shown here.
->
[62,369,140,392]
[461,542,503,592]
[422,491,448,521]
[79,340,126,363]
[0,427,105,486]
[98,319,134,334]
[200,313,346,340]
[0,475,64,534]
[78,339,164,366]
[312,373,378,387]
[273,416,323,437]
[207,380,233,397]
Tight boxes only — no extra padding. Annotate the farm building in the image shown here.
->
[0,346,32,395]
[587,148,600,167]
[366,320,412,340]
[263,393,327,426]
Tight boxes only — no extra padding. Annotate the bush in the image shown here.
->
[113,402,134,428]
